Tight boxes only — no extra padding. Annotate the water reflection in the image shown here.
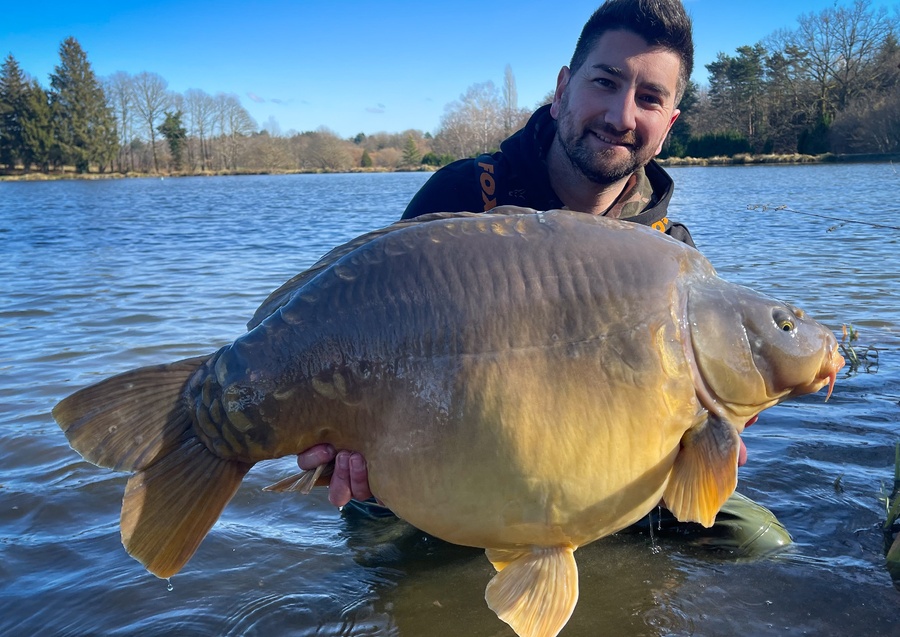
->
[272,507,699,637]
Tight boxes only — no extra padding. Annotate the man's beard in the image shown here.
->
[556,106,655,186]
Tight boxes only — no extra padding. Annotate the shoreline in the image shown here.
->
[658,151,900,167]
[2,152,898,182]
[0,165,437,182]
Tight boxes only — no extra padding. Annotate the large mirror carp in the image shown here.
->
[55,207,844,637]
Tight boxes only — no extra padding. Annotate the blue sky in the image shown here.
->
[2,1,896,137]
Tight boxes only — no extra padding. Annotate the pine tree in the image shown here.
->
[401,134,420,167]
[21,80,54,172]
[94,105,119,173]
[0,54,29,169]
[360,148,373,167]
[49,37,117,172]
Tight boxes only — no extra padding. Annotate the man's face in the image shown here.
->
[550,29,682,185]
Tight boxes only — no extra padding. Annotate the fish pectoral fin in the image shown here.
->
[484,546,579,637]
[263,463,334,494]
[663,415,740,527]
[485,547,525,572]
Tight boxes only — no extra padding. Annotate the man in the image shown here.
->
[297,0,791,554]
[402,0,693,246]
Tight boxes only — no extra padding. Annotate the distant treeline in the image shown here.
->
[668,0,900,159]
[0,0,897,176]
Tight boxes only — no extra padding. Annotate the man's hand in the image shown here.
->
[297,444,373,507]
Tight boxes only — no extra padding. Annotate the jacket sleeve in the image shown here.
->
[401,159,482,219]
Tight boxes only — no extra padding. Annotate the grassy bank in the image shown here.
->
[658,151,900,167]
[3,152,898,181]
[658,153,824,166]
[0,165,436,182]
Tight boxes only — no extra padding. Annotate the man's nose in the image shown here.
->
[604,91,637,131]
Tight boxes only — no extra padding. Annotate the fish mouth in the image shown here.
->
[739,346,844,468]
[822,346,845,400]
[797,344,845,401]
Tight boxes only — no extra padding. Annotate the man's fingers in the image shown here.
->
[298,446,374,507]
[297,443,336,471]
[348,452,373,501]
[328,450,353,507]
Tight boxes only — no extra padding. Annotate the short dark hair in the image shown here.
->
[570,0,694,105]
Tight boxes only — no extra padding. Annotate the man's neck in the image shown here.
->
[546,136,631,215]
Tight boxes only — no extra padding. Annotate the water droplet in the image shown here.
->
[166,579,174,592]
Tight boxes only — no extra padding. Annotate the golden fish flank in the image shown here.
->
[53,207,844,637]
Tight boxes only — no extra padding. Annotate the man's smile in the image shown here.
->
[587,126,637,148]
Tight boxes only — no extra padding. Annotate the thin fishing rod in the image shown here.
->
[747,204,900,232]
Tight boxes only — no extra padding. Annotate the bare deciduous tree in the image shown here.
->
[243,132,293,170]
[792,0,895,120]
[105,71,136,172]
[184,88,216,171]
[213,92,257,170]
[433,81,505,160]
[131,71,170,172]
[828,0,895,111]
[502,64,518,136]
[306,126,352,170]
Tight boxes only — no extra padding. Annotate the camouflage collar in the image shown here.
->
[603,166,654,219]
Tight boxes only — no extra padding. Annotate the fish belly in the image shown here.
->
[205,211,703,549]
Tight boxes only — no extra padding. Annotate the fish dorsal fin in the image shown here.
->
[663,415,740,527]
[484,546,579,637]
[246,211,487,330]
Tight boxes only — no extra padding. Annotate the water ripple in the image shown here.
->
[2,168,899,636]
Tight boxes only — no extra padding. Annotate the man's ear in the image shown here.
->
[549,67,570,119]
[655,108,681,155]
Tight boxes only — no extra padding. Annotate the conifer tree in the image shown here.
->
[49,37,117,172]
[21,80,54,172]
[401,134,420,166]
[0,54,28,169]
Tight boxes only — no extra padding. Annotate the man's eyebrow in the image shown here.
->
[590,63,672,99]
[592,63,624,78]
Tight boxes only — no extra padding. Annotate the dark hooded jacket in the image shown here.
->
[402,104,694,248]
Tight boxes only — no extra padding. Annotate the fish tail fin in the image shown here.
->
[54,355,210,471]
[121,437,250,578]
[663,415,740,527]
[53,355,252,578]
[484,546,579,637]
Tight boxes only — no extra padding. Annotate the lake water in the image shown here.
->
[1,165,898,636]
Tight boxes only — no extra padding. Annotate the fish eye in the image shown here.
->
[773,309,796,333]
